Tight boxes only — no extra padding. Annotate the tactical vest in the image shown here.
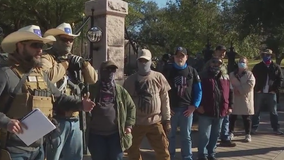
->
[46,53,79,118]
[55,76,79,117]
[1,67,53,119]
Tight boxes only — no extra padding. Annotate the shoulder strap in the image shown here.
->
[2,68,32,114]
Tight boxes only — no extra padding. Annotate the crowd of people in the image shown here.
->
[0,22,283,160]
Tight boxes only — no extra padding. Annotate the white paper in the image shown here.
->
[16,108,56,146]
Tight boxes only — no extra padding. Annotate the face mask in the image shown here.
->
[100,70,115,82]
[263,55,271,62]
[209,66,221,75]
[53,37,73,56]
[238,62,246,69]
[137,60,151,76]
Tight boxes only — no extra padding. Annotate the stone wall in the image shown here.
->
[85,0,128,80]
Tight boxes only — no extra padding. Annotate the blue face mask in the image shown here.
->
[238,62,246,69]
[263,55,271,62]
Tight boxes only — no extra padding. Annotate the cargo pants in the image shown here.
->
[127,122,170,160]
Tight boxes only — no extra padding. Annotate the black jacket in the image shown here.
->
[252,61,283,92]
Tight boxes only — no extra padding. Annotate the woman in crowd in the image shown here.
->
[229,56,255,142]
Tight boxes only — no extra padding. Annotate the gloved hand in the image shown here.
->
[68,55,85,71]
[162,120,171,136]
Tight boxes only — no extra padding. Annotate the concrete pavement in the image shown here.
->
[84,111,284,160]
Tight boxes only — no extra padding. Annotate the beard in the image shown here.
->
[22,47,42,68]
[53,39,73,56]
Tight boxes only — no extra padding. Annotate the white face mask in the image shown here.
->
[238,62,246,69]
[137,60,151,76]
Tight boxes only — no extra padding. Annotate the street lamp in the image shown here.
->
[86,26,102,43]
[85,8,103,62]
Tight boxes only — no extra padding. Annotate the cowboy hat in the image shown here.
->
[44,23,80,37]
[1,25,56,53]
[261,49,273,55]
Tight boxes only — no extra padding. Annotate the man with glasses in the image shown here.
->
[41,23,97,160]
[0,25,95,160]
[251,49,283,135]
[197,57,234,160]
[203,45,236,147]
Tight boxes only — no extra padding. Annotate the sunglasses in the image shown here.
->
[22,41,44,49]
[263,54,271,57]
[212,60,222,65]
[60,37,74,43]
[103,67,117,72]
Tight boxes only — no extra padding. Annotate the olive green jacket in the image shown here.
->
[88,82,136,151]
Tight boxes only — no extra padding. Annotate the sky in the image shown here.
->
[144,0,168,8]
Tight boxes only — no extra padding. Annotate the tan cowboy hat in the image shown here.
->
[44,23,80,37]
[261,49,273,55]
[1,25,56,53]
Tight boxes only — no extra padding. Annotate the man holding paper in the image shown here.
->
[0,25,95,160]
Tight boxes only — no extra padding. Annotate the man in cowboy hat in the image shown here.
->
[251,49,284,135]
[0,25,95,160]
[41,22,97,160]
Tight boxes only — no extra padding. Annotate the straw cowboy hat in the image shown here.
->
[261,49,273,55]
[44,23,80,37]
[1,25,56,53]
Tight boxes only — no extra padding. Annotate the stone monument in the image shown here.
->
[85,0,128,79]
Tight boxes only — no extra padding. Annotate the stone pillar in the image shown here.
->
[85,0,128,79]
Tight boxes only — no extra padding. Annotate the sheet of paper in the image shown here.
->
[16,108,56,146]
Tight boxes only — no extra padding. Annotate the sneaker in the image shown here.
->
[273,129,284,135]
[219,140,236,147]
[244,134,252,142]
[230,133,234,140]
[208,157,218,160]
[251,129,257,135]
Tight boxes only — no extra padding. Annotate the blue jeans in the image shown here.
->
[46,117,83,160]
[168,107,193,160]
[220,115,230,141]
[252,93,280,130]
[8,145,44,160]
[88,132,123,160]
[198,115,223,158]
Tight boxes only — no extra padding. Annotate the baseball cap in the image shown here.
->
[174,47,188,55]
[100,60,118,69]
[215,45,226,51]
[137,49,152,61]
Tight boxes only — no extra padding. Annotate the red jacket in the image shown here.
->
[200,71,233,117]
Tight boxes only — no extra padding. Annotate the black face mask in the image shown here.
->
[209,66,221,75]
[100,69,115,82]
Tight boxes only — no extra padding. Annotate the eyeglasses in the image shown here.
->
[60,37,74,43]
